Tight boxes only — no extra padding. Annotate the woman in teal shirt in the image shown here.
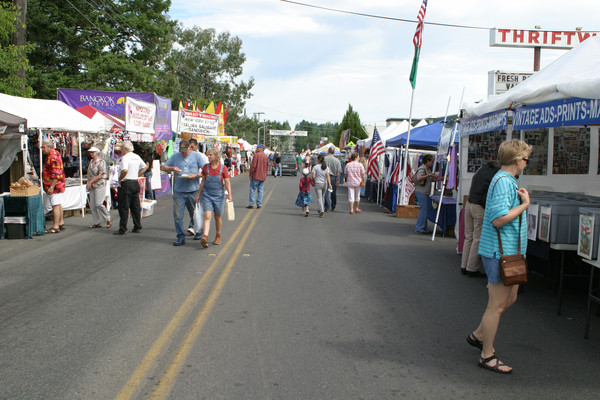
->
[467,139,531,374]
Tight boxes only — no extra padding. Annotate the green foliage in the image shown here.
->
[0,3,34,97]
[334,104,366,146]
[293,120,339,153]
[26,0,176,98]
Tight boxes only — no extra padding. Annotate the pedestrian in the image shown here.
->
[295,167,314,217]
[344,152,365,214]
[312,154,332,218]
[412,154,441,234]
[248,144,269,209]
[160,140,206,246]
[324,146,341,211]
[142,150,154,200]
[466,139,531,374]
[461,161,500,277]
[113,141,147,235]
[86,146,111,229]
[195,148,233,248]
[41,139,65,234]
[187,138,209,236]
[274,152,282,177]
[296,153,302,172]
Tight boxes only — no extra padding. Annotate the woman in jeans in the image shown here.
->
[466,139,531,374]
[311,154,332,218]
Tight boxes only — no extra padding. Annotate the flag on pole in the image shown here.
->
[367,127,385,180]
[409,0,428,89]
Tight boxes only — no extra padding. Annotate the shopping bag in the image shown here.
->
[193,201,204,233]
[225,199,235,221]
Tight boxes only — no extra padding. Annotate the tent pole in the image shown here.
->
[400,89,416,206]
[38,129,43,197]
[78,132,85,217]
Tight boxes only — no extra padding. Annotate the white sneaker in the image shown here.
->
[187,228,195,236]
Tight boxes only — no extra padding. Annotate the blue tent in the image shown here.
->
[385,121,458,148]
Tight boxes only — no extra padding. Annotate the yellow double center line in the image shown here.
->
[115,185,276,400]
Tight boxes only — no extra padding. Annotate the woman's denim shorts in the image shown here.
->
[481,255,502,285]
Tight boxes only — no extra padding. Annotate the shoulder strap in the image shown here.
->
[493,175,522,255]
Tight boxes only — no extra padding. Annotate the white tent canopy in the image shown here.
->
[463,35,600,117]
[0,93,100,133]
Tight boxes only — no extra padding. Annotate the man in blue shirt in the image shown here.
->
[160,140,207,246]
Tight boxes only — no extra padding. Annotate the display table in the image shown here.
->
[1,195,45,239]
[42,185,86,214]
[582,258,600,339]
[428,195,457,231]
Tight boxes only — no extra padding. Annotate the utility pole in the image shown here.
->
[13,0,27,87]
[253,112,265,145]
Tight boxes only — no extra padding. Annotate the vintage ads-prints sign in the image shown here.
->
[178,109,219,136]
[459,110,508,137]
[578,213,595,260]
[488,70,533,95]
[490,28,599,49]
[125,97,156,134]
[269,130,308,136]
[513,97,600,130]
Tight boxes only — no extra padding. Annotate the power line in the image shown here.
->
[280,0,489,30]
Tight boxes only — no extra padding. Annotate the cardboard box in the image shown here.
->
[10,185,40,197]
[395,205,420,219]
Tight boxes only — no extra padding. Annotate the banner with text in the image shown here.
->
[125,97,156,135]
[269,130,308,136]
[178,109,219,136]
[459,110,508,136]
[513,97,600,130]
[58,89,154,121]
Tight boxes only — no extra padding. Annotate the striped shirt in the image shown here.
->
[344,161,365,187]
[478,170,527,260]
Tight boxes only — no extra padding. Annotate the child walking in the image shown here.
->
[295,168,314,216]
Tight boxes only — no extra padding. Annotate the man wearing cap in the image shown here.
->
[114,141,147,235]
[86,146,111,229]
[161,139,207,246]
[248,144,269,209]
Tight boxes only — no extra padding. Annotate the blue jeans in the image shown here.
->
[249,179,265,206]
[173,191,197,241]
[275,164,281,176]
[414,191,430,232]
[324,176,337,210]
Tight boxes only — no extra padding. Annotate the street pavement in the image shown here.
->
[1,172,599,399]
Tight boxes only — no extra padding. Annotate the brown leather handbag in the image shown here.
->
[496,212,528,286]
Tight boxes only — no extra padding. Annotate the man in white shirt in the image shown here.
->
[113,141,147,235]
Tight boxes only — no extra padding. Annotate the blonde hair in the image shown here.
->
[497,139,532,166]
[206,148,220,158]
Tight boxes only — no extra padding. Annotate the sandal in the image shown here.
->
[478,354,512,374]
[59,224,66,230]
[356,209,362,213]
[467,333,483,350]
[106,219,112,228]
[45,228,60,234]
[89,224,102,229]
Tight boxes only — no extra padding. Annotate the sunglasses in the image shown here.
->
[521,158,530,164]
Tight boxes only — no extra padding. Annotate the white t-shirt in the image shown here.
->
[120,152,145,180]
[312,164,330,185]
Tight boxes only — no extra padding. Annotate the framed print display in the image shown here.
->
[539,206,552,242]
[527,204,539,241]
[578,214,595,260]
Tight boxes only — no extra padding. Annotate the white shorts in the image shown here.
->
[49,191,65,207]
[348,186,361,203]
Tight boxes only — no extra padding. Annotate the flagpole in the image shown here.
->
[431,88,465,241]
[399,88,415,206]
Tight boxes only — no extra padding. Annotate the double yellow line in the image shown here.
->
[115,185,275,400]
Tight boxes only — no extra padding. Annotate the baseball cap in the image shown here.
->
[302,168,309,176]
[179,140,190,150]
[256,144,265,149]
[88,146,100,153]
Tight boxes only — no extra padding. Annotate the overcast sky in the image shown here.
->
[168,0,598,128]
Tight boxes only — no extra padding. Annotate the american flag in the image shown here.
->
[367,127,385,180]
[413,0,428,48]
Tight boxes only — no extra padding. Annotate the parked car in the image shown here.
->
[271,152,298,176]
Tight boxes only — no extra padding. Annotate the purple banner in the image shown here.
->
[154,94,172,141]
[58,89,155,122]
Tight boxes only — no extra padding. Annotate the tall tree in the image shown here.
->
[334,104,366,145]
[26,0,176,98]
[0,2,33,96]
[163,25,254,120]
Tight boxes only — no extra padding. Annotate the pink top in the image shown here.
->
[344,161,365,187]
[299,176,314,191]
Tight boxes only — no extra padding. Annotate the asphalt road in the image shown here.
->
[1,172,599,399]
